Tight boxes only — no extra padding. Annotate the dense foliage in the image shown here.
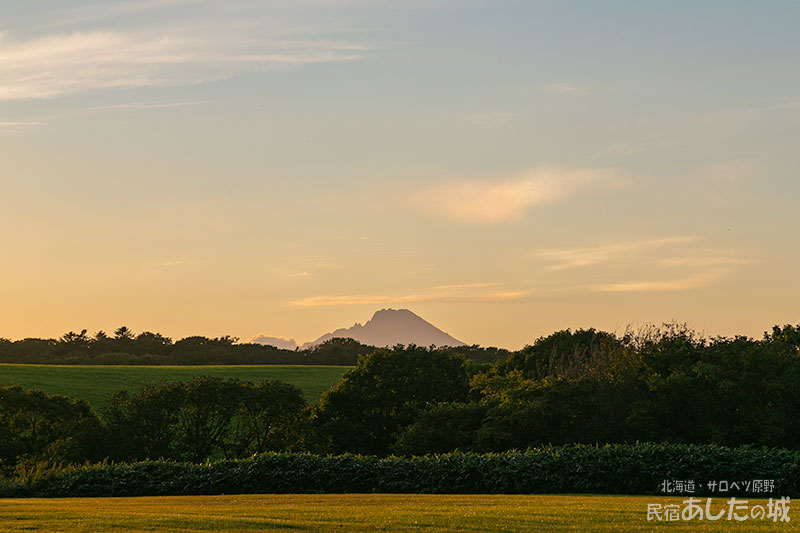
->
[396,324,800,454]
[104,377,309,462]
[2,444,799,498]
[0,378,309,473]
[0,385,104,472]
[312,345,472,455]
[0,329,507,366]
[0,331,374,365]
[2,323,800,490]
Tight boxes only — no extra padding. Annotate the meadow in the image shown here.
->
[0,364,349,408]
[0,494,793,532]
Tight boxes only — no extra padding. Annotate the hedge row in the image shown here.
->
[3,443,798,498]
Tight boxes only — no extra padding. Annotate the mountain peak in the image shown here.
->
[370,308,416,320]
[294,309,466,350]
[300,308,464,349]
[250,309,466,350]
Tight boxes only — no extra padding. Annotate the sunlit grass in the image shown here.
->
[0,494,794,532]
[0,364,349,408]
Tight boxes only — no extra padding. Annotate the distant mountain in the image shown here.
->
[248,309,466,350]
[246,336,298,351]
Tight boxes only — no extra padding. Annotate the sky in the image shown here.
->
[1,0,798,349]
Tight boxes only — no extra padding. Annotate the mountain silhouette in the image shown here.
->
[249,309,465,350]
[246,335,299,351]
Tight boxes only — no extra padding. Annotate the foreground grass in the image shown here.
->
[0,494,794,532]
[0,364,349,408]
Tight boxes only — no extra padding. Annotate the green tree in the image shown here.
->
[104,383,182,461]
[105,377,309,462]
[0,385,102,471]
[113,326,134,341]
[495,328,623,380]
[58,329,91,353]
[313,345,471,455]
[106,377,243,462]
[393,401,487,455]
[231,380,310,455]
[132,332,173,355]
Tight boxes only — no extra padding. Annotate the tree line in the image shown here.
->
[0,328,508,366]
[2,323,799,476]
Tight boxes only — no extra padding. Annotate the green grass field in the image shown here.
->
[0,494,793,532]
[0,364,349,409]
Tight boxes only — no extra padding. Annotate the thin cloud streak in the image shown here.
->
[0,121,42,131]
[412,167,615,223]
[543,82,583,94]
[657,256,754,268]
[0,30,369,100]
[538,236,751,294]
[593,270,727,293]
[38,0,209,30]
[91,101,206,111]
[486,290,530,301]
[290,291,530,307]
[429,282,500,291]
[538,236,700,270]
[289,282,529,307]
[290,294,427,307]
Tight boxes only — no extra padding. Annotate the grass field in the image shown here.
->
[0,364,349,409]
[0,494,793,532]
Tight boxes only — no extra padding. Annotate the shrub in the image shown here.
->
[11,444,800,498]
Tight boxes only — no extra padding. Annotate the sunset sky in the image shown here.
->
[2,0,798,349]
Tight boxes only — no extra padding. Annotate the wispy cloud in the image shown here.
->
[538,236,700,270]
[543,82,582,94]
[289,282,529,307]
[412,167,615,223]
[538,235,753,293]
[300,256,345,271]
[429,282,500,291]
[290,294,427,307]
[0,30,369,100]
[91,101,206,111]
[44,0,209,29]
[657,256,754,268]
[593,271,727,293]
[485,290,530,301]
[0,121,41,131]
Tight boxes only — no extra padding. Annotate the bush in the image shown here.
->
[105,377,310,462]
[313,345,471,455]
[0,384,103,472]
[10,443,800,498]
